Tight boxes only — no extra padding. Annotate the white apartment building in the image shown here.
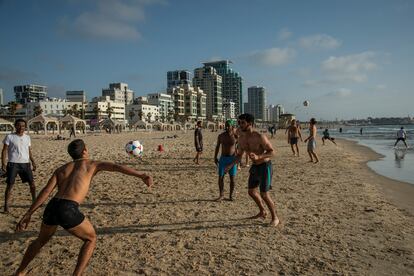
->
[147,93,174,123]
[102,83,134,105]
[85,96,125,121]
[125,103,159,123]
[222,99,236,120]
[25,98,83,118]
[168,84,206,122]
[193,66,223,120]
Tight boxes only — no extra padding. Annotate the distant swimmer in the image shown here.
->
[394,126,408,148]
[322,128,337,146]
[225,113,280,227]
[214,120,237,201]
[193,121,203,165]
[286,119,303,156]
[14,139,153,276]
[360,127,363,135]
[304,118,320,163]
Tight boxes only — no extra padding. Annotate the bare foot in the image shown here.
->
[215,196,224,201]
[308,160,314,163]
[248,211,267,220]
[229,196,234,201]
[314,160,319,164]
[269,218,280,227]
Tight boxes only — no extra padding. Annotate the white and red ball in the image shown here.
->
[125,140,143,157]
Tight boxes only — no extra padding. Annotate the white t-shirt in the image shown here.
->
[397,129,406,139]
[2,133,31,163]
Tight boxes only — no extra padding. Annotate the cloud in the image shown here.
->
[278,28,292,41]
[58,0,165,41]
[321,51,378,83]
[324,88,352,98]
[0,68,38,82]
[299,34,341,50]
[248,47,296,66]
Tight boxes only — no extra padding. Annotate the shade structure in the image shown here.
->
[28,114,60,134]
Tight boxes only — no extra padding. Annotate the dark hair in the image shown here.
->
[238,113,255,124]
[14,118,27,127]
[197,121,202,126]
[68,139,86,160]
[310,118,317,124]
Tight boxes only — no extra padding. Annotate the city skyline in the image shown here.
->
[1,0,413,121]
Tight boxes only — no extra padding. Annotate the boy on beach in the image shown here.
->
[394,127,408,148]
[14,139,153,276]
[225,113,279,227]
[304,118,320,163]
[214,120,237,201]
[193,121,203,164]
[286,119,303,156]
[322,128,337,146]
[2,119,37,213]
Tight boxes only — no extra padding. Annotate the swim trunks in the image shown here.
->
[307,139,316,151]
[290,137,298,145]
[43,198,85,229]
[6,162,33,185]
[248,161,272,192]
[218,155,237,177]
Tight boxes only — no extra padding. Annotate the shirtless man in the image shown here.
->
[214,120,237,201]
[225,113,279,227]
[304,118,320,163]
[193,121,203,165]
[235,121,249,168]
[287,119,303,156]
[14,139,153,276]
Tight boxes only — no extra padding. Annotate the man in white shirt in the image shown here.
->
[394,126,408,148]
[2,119,37,213]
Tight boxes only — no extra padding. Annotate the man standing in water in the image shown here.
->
[14,139,153,276]
[214,120,237,201]
[193,121,203,164]
[2,119,37,213]
[394,126,408,148]
[225,113,279,227]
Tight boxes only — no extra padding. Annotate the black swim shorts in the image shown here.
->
[43,198,85,229]
[6,162,34,185]
[248,161,273,192]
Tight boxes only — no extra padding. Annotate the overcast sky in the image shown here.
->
[0,0,413,121]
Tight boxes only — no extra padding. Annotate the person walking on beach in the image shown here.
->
[286,119,303,156]
[322,128,337,146]
[394,127,408,148]
[304,118,320,163]
[69,125,76,138]
[193,121,203,164]
[225,113,280,227]
[2,119,37,214]
[14,139,153,276]
[214,120,237,201]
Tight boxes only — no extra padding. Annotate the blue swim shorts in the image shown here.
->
[218,155,237,177]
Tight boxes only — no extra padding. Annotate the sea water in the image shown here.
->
[319,125,414,185]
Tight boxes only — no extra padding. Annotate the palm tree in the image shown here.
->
[160,114,166,123]
[71,104,79,117]
[155,115,159,122]
[128,110,135,122]
[138,110,144,120]
[146,112,152,123]
[93,106,101,120]
[33,105,43,117]
[8,102,18,116]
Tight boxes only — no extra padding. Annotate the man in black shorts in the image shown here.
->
[14,139,153,275]
[2,119,37,213]
[193,120,203,164]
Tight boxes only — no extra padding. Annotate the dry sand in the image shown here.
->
[0,130,413,275]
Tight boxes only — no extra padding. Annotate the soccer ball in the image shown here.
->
[125,140,143,157]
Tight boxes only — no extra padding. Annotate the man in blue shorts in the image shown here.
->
[214,120,237,201]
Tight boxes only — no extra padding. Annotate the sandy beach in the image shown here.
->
[1,130,413,275]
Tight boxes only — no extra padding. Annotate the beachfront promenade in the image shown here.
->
[1,131,413,275]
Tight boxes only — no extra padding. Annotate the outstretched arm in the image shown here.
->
[16,173,58,232]
[96,162,153,187]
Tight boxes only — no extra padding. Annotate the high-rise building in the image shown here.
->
[102,83,134,105]
[66,90,86,103]
[193,66,223,120]
[14,84,47,104]
[202,60,243,116]
[147,93,174,123]
[246,86,267,121]
[222,99,236,119]
[167,70,192,89]
[0,88,3,105]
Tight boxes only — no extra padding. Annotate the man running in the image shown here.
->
[394,126,408,148]
[225,113,279,227]
[214,120,237,201]
[2,119,37,213]
[14,139,153,276]
[287,119,303,156]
